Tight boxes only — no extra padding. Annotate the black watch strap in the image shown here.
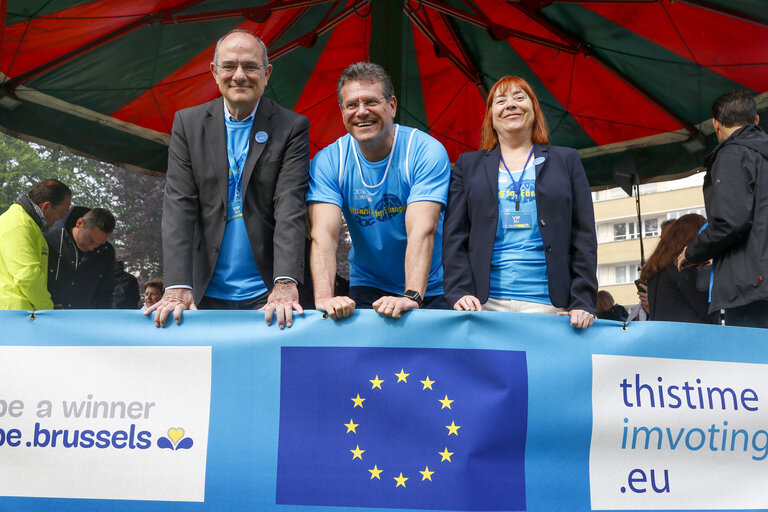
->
[402,289,423,307]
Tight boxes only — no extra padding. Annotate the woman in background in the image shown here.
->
[442,76,597,328]
[641,214,710,323]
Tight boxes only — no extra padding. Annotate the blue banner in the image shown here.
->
[1,309,768,511]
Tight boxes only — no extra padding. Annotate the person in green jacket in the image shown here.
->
[0,179,72,310]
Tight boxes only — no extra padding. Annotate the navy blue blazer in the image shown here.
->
[442,144,597,313]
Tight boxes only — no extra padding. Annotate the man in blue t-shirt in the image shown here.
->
[308,62,450,319]
[147,29,309,329]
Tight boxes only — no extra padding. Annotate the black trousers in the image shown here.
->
[723,300,768,328]
[198,290,270,310]
[348,285,449,310]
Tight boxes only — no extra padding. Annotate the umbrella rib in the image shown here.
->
[508,2,699,136]
[268,0,365,61]
[659,0,698,64]
[405,6,483,93]
[418,0,578,54]
[3,0,208,90]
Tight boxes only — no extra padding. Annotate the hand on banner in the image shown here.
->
[263,281,303,329]
[373,296,418,319]
[315,296,356,319]
[453,295,483,311]
[558,309,594,329]
[145,288,196,327]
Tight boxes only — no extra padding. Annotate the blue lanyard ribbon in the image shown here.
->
[230,150,247,201]
[500,146,535,211]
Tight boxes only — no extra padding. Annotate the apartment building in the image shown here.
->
[592,174,706,307]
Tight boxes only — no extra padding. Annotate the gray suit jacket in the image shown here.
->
[162,97,310,304]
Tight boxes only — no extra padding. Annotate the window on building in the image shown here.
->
[644,218,659,237]
[613,264,640,285]
[612,219,660,240]
[613,221,638,241]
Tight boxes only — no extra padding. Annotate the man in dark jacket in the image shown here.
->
[677,90,768,328]
[45,206,116,309]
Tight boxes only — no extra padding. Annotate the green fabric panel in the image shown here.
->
[263,3,338,109]
[398,16,429,132]
[542,3,751,127]
[0,100,168,172]
[5,0,90,25]
[584,105,768,187]
[25,19,237,115]
[702,0,768,23]
[450,21,595,149]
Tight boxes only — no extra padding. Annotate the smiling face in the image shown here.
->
[340,80,397,161]
[210,32,272,119]
[491,87,535,140]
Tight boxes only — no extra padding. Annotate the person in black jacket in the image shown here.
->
[442,76,597,328]
[677,90,768,328]
[45,206,116,309]
[113,260,140,309]
[643,214,710,324]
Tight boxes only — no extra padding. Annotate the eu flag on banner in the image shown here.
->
[276,347,528,511]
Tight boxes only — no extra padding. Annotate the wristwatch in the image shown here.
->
[402,289,423,307]
[274,278,294,285]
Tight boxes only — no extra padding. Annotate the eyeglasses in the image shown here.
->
[216,62,265,75]
[340,96,389,112]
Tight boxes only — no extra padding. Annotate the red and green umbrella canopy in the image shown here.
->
[1,0,767,185]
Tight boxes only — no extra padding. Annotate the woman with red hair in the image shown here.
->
[442,76,597,328]
[641,214,710,323]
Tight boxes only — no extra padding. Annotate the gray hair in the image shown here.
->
[337,62,395,105]
[213,29,269,68]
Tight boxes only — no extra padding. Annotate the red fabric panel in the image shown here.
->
[1,0,189,78]
[411,9,484,159]
[112,14,300,134]
[584,1,768,92]
[474,0,682,145]
[292,12,369,157]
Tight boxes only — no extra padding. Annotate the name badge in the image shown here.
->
[228,200,243,220]
[502,210,532,230]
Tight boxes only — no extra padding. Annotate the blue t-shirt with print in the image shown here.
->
[205,116,268,300]
[489,158,550,303]
[307,125,450,296]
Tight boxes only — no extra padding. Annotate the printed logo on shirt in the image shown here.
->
[348,194,406,227]
[499,179,536,204]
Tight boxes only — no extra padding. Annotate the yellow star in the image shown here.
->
[438,447,454,462]
[420,376,435,390]
[395,369,410,383]
[419,466,435,481]
[351,393,366,408]
[446,421,461,436]
[439,394,454,409]
[350,445,365,460]
[369,375,384,390]
[344,419,358,434]
[393,472,409,488]
[368,465,383,480]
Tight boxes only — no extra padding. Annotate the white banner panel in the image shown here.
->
[0,346,211,502]
[590,354,768,510]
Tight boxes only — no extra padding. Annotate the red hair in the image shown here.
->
[480,76,549,150]
[640,214,707,282]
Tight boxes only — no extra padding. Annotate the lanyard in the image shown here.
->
[230,149,247,201]
[500,146,535,211]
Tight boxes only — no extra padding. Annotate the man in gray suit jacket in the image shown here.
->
[147,29,309,329]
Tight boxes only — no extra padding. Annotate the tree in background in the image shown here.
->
[0,133,164,284]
